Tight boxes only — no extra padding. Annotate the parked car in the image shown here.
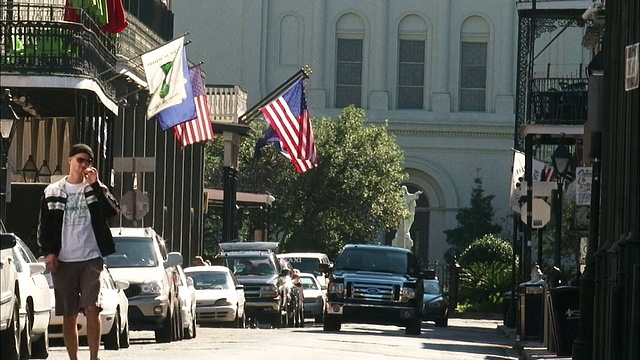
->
[0,232,20,359]
[421,277,449,327]
[1,232,50,360]
[298,272,326,323]
[11,235,51,359]
[184,265,246,328]
[277,252,331,288]
[104,227,182,343]
[214,242,293,328]
[176,264,197,339]
[47,265,131,350]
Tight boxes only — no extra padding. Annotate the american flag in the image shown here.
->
[174,65,215,147]
[261,80,317,173]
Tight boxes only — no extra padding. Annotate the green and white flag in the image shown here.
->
[141,37,187,118]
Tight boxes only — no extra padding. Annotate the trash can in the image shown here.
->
[519,279,544,340]
[503,291,517,328]
[548,286,580,356]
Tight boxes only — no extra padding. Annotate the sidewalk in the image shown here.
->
[497,325,572,360]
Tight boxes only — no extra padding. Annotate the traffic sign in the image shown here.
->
[520,198,551,228]
[120,190,149,220]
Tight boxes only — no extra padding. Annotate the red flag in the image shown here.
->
[261,80,317,173]
[174,65,215,147]
[102,0,129,34]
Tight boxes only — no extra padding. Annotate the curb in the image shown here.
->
[496,325,572,360]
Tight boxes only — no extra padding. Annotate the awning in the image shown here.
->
[521,124,584,138]
[1,74,119,115]
[204,188,275,207]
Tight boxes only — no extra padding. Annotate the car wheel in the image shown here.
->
[323,314,341,332]
[0,298,21,360]
[286,302,295,328]
[435,316,449,327]
[119,318,130,348]
[19,302,32,360]
[154,310,173,343]
[191,310,197,338]
[31,323,49,359]
[103,312,121,350]
[405,318,422,336]
[183,314,195,339]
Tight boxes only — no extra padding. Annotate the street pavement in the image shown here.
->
[44,318,520,360]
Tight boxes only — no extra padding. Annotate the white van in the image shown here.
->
[277,252,332,288]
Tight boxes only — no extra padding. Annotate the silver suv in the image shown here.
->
[105,228,183,343]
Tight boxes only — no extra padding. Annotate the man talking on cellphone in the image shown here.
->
[38,143,120,360]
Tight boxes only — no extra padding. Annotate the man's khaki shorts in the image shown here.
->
[53,257,103,316]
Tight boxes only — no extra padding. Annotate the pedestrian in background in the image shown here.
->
[38,143,120,360]
[193,256,207,266]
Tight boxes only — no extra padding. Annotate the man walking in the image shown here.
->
[38,144,120,360]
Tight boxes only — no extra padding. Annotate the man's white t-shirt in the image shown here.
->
[58,179,102,262]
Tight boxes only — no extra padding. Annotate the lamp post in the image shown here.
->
[21,155,38,183]
[551,142,571,269]
[1,89,19,225]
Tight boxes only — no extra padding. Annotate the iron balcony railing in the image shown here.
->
[115,13,164,79]
[0,1,117,98]
[527,77,588,125]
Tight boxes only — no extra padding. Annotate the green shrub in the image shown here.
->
[459,234,513,265]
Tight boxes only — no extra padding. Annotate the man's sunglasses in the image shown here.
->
[75,157,93,165]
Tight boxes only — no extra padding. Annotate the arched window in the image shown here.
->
[459,16,490,112]
[397,15,428,109]
[336,13,365,108]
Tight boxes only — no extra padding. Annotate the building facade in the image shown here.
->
[171,0,592,263]
[1,0,207,261]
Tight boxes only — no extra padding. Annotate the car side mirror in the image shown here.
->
[0,233,17,250]
[165,252,183,268]
[186,277,194,287]
[115,280,130,290]
[29,262,46,276]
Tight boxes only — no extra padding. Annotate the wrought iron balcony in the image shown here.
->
[0,1,117,98]
[527,77,588,125]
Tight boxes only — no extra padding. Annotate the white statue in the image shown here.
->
[392,186,423,249]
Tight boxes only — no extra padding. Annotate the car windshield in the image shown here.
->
[104,237,158,268]
[424,280,443,295]
[225,256,277,276]
[187,272,230,290]
[334,248,414,274]
[300,276,319,290]
[281,257,320,274]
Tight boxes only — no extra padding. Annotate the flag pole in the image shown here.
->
[238,65,313,124]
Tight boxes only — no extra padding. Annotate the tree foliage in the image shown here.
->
[444,175,503,260]
[203,106,408,259]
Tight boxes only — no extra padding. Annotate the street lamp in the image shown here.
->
[37,160,52,183]
[1,89,19,225]
[551,141,571,270]
[21,155,38,182]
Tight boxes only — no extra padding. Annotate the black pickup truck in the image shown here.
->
[320,244,424,335]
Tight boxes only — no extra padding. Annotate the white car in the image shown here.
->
[48,265,130,350]
[176,265,197,339]
[1,233,23,359]
[11,235,51,359]
[298,272,326,323]
[184,266,246,327]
